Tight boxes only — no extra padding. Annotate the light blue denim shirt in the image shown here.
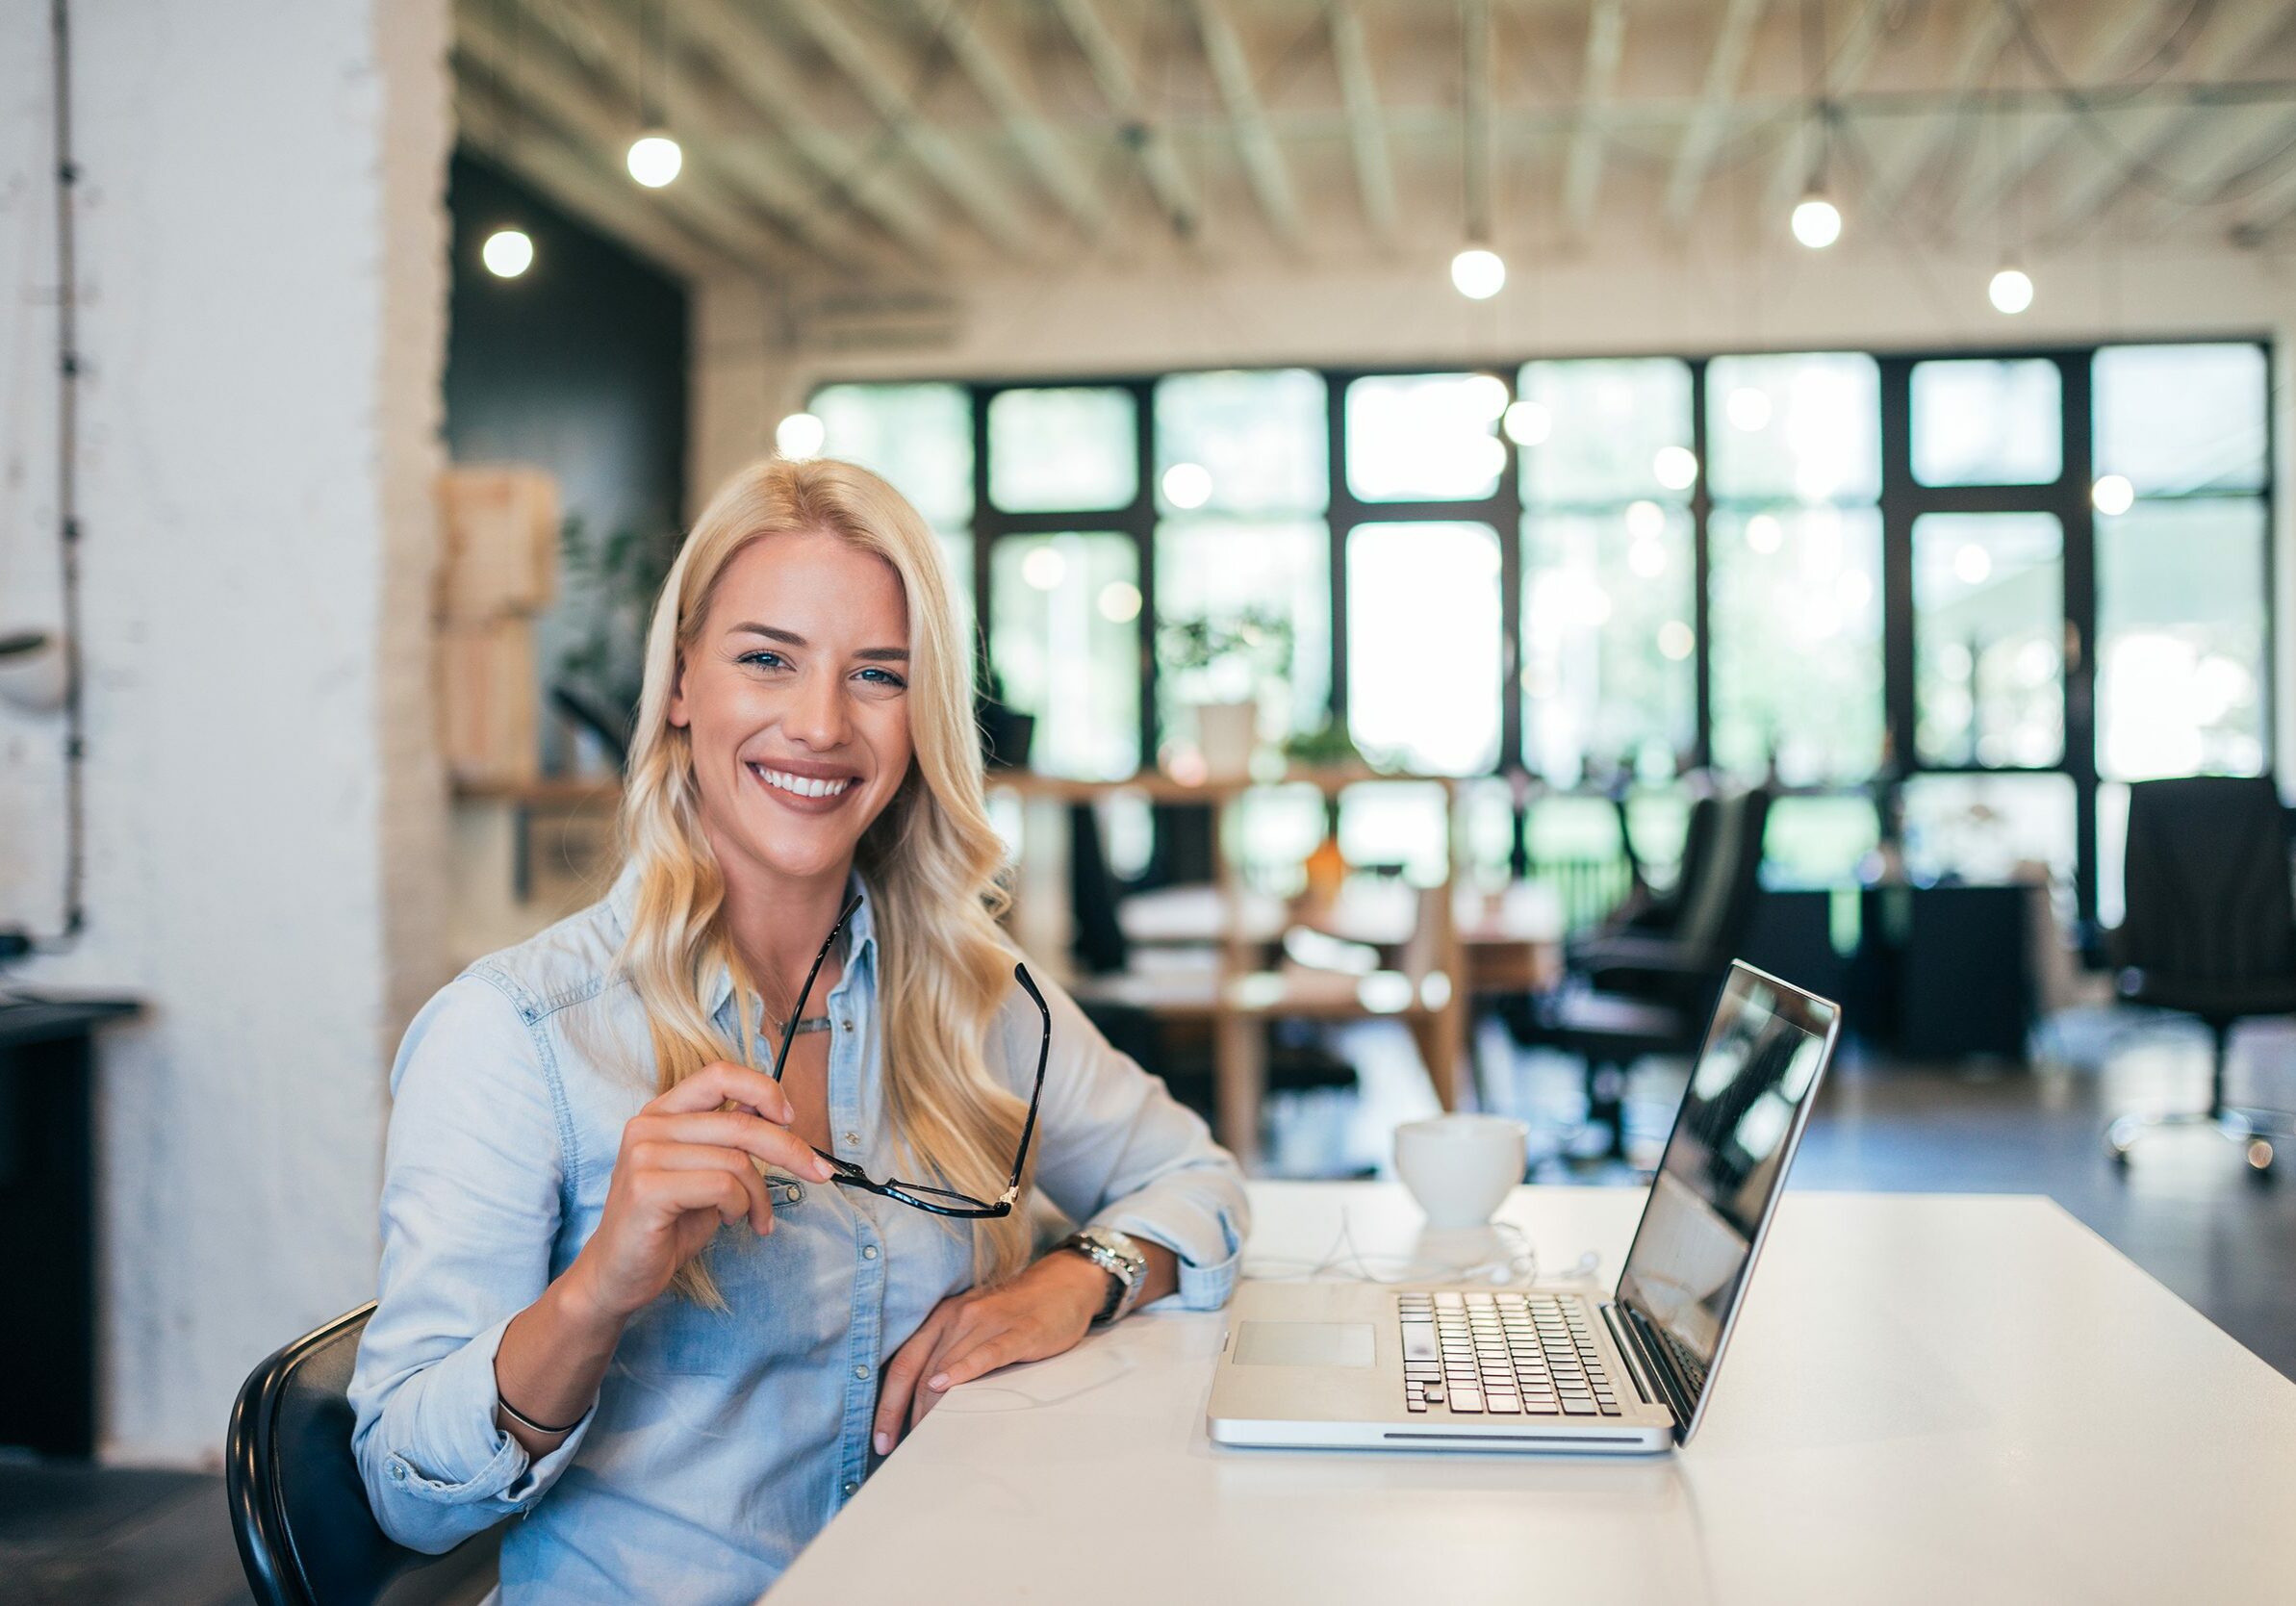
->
[350,870,1246,1604]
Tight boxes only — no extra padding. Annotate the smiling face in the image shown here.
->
[668,527,914,895]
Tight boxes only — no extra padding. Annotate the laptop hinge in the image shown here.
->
[1604,1300,1689,1429]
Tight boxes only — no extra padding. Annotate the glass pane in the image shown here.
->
[987,388,1137,512]
[2095,344,2267,495]
[1901,773,2075,886]
[1911,360,2062,487]
[1155,370,1328,514]
[1155,520,1330,753]
[1763,796,1878,889]
[1338,780,1450,885]
[1707,352,1881,503]
[1520,507,1696,786]
[988,533,1138,778]
[1524,795,1635,931]
[1236,782,1327,893]
[1344,373,1508,502]
[2097,499,2268,779]
[1346,522,1502,775]
[809,382,975,528]
[938,531,975,660]
[2097,781,2130,929]
[1709,506,1885,784]
[1517,358,1694,506]
[1913,513,2064,769]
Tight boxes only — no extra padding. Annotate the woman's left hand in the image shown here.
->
[872,1250,1109,1452]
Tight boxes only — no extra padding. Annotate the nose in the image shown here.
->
[783,664,851,752]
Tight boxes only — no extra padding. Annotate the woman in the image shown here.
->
[351,458,1247,1603]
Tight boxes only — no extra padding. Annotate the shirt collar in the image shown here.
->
[606,862,876,1022]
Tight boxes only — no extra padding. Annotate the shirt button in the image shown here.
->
[854,1364,871,1380]
[842,1132,857,1146]
[388,1460,406,1482]
[862,1244,879,1261]
[842,1480,858,1496]
[839,1020,852,1032]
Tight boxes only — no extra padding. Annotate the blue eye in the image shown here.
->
[736,650,786,671]
[856,667,906,689]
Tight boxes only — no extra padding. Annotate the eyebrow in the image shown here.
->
[728,623,909,662]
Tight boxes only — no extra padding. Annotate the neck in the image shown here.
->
[715,850,858,1010]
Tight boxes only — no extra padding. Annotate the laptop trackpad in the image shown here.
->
[1233,1321,1376,1367]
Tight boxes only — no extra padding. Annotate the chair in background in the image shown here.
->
[1517,785,1773,1160]
[227,1302,499,1606]
[2106,775,2296,1175]
[1566,793,1720,973]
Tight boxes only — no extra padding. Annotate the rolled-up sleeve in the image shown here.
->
[998,966,1249,1311]
[349,974,593,1553]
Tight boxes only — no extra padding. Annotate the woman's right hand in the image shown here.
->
[565,1061,836,1322]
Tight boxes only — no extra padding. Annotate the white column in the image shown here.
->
[0,0,451,1464]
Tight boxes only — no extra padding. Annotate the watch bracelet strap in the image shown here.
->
[1061,1232,1140,1324]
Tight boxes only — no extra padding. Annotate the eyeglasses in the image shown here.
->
[765,892,1049,1219]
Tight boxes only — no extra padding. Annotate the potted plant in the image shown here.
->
[1159,608,1294,779]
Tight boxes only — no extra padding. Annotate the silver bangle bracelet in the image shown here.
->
[497,1390,583,1438]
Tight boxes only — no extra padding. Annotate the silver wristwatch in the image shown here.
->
[1058,1227,1149,1325]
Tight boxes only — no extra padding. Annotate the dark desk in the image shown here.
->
[1,994,140,1456]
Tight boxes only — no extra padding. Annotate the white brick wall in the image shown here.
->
[0,0,450,1465]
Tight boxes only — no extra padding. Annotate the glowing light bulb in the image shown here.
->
[1503,399,1552,446]
[1657,621,1695,660]
[1725,387,1772,431]
[1097,580,1141,622]
[1653,446,1698,491]
[1022,547,1066,591]
[1746,514,1784,554]
[1952,543,1993,585]
[1624,500,1665,541]
[2092,473,2134,516]
[1450,246,1506,300]
[1989,266,2033,315]
[1791,194,1842,248]
[626,132,683,189]
[1161,462,1212,509]
[775,412,826,459]
[1462,373,1511,422]
[481,228,534,278]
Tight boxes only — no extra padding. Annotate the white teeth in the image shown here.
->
[753,765,851,800]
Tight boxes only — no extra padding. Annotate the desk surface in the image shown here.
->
[766,1182,2296,1605]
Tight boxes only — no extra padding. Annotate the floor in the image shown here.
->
[13,1007,2296,1604]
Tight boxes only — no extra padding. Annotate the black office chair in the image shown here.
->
[2105,776,2296,1175]
[1566,793,1721,972]
[227,1302,500,1606]
[1520,786,1773,1160]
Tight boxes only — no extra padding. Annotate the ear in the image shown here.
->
[667,650,691,728]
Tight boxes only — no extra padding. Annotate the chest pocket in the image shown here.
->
[620,1178,820,1377]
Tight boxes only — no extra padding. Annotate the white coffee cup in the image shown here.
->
[1393,1114,1530,1228]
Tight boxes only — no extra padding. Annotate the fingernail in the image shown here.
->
[815,1156,836,1181]
[873,1431,891,1454]
[927,1372,948,1391]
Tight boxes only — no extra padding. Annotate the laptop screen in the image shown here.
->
[1614,964,1838,1430]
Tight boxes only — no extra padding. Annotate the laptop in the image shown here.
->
[1207,960,1840,1454]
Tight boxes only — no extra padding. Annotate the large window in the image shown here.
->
[1518,359,1696,785]
[809,338,2273,930]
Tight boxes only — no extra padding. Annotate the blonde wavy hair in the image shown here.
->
[617,456,1029,1302]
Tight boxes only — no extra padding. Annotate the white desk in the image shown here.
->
[764,1182,2296,1605]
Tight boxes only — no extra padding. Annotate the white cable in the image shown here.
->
[1243,1204,1598,1289]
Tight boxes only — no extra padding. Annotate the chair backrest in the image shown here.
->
[2119,776,2296,983]
[1671,785,1773,962]
[227,1303,499,1606]
[1067,802,1133,975]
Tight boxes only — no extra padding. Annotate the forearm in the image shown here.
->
[492,1264,625,1457]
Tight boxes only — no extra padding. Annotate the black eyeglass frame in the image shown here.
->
[764,891,1049,1220]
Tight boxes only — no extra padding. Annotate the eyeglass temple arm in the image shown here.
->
[767,891,864,1083]
[999,963,1053,1206]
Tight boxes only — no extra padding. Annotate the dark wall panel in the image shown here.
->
[444,151,689,541]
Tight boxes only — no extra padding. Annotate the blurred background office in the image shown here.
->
[3,1,2296,1597]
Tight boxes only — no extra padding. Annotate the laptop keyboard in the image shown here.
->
[1396,1290,1620,1416]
